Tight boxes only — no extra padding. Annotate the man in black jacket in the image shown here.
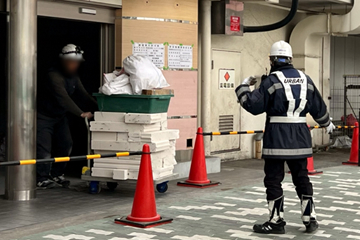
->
[37,44,97,189]
[236,41,335,234]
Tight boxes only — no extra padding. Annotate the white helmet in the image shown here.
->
[270,41,293,58]
[59,44,84,61]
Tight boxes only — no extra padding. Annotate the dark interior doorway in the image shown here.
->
[38,17,101,177]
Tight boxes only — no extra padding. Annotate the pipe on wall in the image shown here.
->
[290,0,360,146]
[244,0,299,33]
[6,0,37,201]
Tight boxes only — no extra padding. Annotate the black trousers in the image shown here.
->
[264,158,313,201]
[36,114,73,182]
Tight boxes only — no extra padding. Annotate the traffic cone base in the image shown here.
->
[306,156,323,176]
[177,181,220,188]
[342,161,358,166]
[115,216,173,228]
[308,170,323,175]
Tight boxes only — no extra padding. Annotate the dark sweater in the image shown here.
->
[38,67,97,118]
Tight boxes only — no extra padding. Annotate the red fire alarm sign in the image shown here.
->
[230,16,240,32]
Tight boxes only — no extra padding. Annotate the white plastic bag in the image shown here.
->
[123,55,169,95]
[100,73,133,95]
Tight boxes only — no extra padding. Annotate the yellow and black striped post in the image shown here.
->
[0,151,143,167]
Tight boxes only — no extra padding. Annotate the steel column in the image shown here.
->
[6,0,37,201]
[200,0,212,156]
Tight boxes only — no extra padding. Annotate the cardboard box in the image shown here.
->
[142,89,174,95]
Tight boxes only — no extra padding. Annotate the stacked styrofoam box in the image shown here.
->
[90,112,179,180]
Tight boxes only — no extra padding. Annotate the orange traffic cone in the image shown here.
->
[307,156,323,175]
[177,127,220,188]
[343,122,359,165]
[288,125,322,175]
[115,144,172,228]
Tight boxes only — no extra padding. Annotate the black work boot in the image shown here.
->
[253,220,286,234]
[253,196,286,234]
[305,219,319,233]
[301,195,319,233]
[52,175,70,188]
[37,179,56,190]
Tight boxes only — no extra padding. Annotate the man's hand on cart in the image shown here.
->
[81,112,94,119]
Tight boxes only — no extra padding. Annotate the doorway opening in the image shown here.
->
[37,17,102,176]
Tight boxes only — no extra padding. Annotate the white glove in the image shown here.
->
[326,122,336,134]
[242,76,257,86]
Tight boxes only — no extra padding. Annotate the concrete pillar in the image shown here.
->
[6,0,37,201]
[200,0,211,155]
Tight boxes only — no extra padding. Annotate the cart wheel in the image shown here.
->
[156,182,168,193]
[107,182,118,191]
[89,181,101,194]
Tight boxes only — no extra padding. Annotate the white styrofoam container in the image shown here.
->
[125,113,162,124]
[91,168,113,178]
[163,156,177,167]
[128,130,179,143]
[95,148,176,161]
[91,140,129,151]
[90,122,162,133]
[156,170,174,179]
[113,169,129,180]
[93,158,163,169]
[94,112,126,122]
[153,165,174,173]
[161,113,167,120]
[94,158,140,165]
[91,132,129,142]
[94,163,140,170]
[92,140,170,152]
[112,168,174,180]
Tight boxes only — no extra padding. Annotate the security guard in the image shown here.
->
[235,41,335,234]
[36,44,97,189]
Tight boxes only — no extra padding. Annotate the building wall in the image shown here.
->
[330,36,360,121]
[117,0,198,154]
[211,3,307,159]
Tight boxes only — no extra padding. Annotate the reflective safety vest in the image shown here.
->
[269,70,308,124]
[235,66,330,159]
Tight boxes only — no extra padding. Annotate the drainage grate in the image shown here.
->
[219,115,234,132]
